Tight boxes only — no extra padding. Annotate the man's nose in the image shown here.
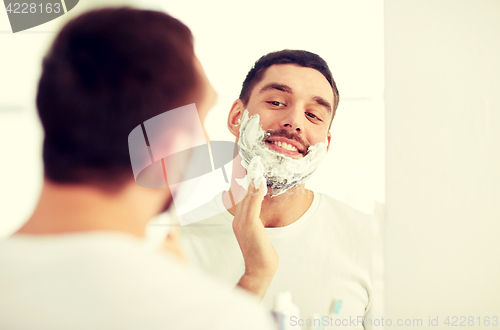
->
[279,107,303,132]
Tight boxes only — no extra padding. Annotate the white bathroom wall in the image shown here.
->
[385,0,500,326]
[0,9,49,237]
[0,0,384,235]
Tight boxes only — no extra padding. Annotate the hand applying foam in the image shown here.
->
[233,157,278,300]
[246,156,267,197]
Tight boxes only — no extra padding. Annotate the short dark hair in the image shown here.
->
[37,8,200,191]
[239,49,339,128]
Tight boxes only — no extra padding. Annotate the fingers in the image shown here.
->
[232,183,249,205]
[235,180,265,220]
[248,179,266,200]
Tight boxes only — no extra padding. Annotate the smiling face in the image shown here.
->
[228,64,334,159]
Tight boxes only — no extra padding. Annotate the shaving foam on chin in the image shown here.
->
[237,109,328,197]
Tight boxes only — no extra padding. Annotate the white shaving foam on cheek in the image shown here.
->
[237,109,327,197]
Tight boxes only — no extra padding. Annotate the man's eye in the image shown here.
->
[306,112,321,121]
[268,101,285,107]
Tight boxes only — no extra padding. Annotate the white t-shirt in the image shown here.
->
[179,192,380,329]
[0,231,275,330]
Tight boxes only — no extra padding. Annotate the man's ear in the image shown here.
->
[227,99,245,138]
[326,132,332,152]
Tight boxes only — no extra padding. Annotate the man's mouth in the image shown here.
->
[265,138,305,157]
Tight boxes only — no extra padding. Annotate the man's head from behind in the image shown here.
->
[37,8,213,193]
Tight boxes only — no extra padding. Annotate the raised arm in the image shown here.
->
[232,180,278,300]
